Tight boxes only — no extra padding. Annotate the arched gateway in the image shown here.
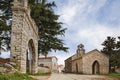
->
[10,0,38,74]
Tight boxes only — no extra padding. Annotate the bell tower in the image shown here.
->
[76,44,85,57]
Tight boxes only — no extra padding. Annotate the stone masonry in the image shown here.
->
[65,44,109,74]
[82,50,109,74]
[10,0,38,74]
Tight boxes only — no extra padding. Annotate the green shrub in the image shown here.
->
[108,73,120,79]
[0,72,36,80]
[34,72,51,76]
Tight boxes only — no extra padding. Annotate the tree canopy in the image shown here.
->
[0,0,12,53]
[29,0,68,55]
[101,36,120,72]
[101,37,116,56]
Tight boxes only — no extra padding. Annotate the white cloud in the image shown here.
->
[78,25,120,50]
[57,1,78,23]
[0,51,10,58]
[51,0,120,64]
[57,0,107,25]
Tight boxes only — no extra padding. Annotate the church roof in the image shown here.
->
[83,49,109,58]
[65,49,108,61]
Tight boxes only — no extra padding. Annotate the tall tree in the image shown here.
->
[0,0,12,54]
[0,0,68,56]
[29,0,68,56]
[116,37,120,50]
[101,36,116,72]
[101,36,120,72]
[101,36,116,56]
[115,37,120,67]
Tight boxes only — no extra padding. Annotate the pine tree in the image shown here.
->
[29,0,68,56]
[101,36,120,72]
[0,0,12,54]
[116,37,120,67]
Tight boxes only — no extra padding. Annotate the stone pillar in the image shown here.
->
[10,0,27,72]
[10,7,24,71]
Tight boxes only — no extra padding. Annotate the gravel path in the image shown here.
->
[31,73,119,80]
[48,73,119,80]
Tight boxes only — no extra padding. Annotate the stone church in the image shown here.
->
[65,44,109,74]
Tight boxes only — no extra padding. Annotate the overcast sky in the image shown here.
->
[48,0,120,64]
[1,0,120,65]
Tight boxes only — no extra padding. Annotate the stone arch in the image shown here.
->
[92,60,100,74]
[10,0,38,74]
[26,39,36,74]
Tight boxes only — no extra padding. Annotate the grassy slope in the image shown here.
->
[34,72,51,76]
[0,72,36,80]
[108,73,120,79]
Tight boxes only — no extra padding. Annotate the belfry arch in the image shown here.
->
[10,0,38,74]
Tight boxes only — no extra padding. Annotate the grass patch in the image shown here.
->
[34,72,51,76]
[107,73,120,79]
[0,72,36,80]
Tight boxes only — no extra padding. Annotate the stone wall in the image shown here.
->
[38,67,51,73]
[65,57,72,73]
[82,50,109,74]
[72,57,83,73]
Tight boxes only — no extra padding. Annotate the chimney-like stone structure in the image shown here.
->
[76,44,85,57]
[10,0,38,74]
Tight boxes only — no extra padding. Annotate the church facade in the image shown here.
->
[65,44,109,74]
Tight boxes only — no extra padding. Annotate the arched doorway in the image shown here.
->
[26,39,36,74]
[92,61,100,74]
[76,63,78,73]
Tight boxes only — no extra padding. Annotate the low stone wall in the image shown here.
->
[0,62,16,74]
[38,67,51,73]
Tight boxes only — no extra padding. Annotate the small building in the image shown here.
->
[58,64,64,73]
[65,44,109,74]
[38,56,58,73]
